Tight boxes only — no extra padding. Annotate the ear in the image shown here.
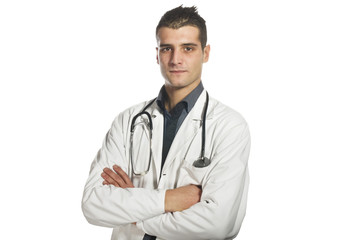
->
[156,47,159,64]
[203,45,210,63]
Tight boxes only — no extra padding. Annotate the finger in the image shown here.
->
[112,165,130,183]
[102,180,109,185]
[103,168,125,187]
[102,168,125,187]
[113,165,134,187]
[101,171,119,187]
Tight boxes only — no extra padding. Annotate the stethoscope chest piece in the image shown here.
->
[193,157,211,168]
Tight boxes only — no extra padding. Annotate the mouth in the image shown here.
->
[169,70,187,74]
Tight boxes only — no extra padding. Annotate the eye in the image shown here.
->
[184,47,193,52]
[160,47,171,52]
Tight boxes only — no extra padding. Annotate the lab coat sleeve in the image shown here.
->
[137,119,251,240]
[82,110,166,228]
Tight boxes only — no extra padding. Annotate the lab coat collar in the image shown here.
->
[148,90,213,121]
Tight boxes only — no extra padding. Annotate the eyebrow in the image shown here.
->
[182,43,198,46]
[159,43,199,48]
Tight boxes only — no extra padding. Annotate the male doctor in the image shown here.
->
[82,5,251,240]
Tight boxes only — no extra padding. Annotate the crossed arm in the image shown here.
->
[101,165,202,213]
[82,110,250,239]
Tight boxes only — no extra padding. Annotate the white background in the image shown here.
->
[1,0,360,239]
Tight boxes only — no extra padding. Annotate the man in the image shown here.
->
[82,5,251,240]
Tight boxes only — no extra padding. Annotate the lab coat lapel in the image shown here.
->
[161,91,210,173]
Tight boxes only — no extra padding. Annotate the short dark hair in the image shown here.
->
[156,5,207,49]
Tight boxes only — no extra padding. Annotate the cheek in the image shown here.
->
[159,54,170,65]
[188,58,203,72]
[158,57,167,69]
[159,61,168,76]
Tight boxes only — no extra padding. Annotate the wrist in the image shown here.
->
[164,189,174,213]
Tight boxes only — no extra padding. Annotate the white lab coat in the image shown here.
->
[82,90,251,240]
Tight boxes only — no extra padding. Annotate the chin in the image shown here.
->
[166,83,186,89]
[165,79,187,88]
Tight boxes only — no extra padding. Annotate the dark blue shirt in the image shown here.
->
[156,82,204,134]
[156,82,204,171]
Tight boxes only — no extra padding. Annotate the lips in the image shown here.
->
[169,70,187,74]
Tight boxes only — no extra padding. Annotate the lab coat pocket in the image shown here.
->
[179,159,210,186]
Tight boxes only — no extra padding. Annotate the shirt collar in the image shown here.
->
[156,81,204,114]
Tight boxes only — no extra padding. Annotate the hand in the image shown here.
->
[165,185,202,213]
[101,165,134,188]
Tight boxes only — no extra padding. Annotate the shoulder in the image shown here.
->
[208,97,251,152]
[111,99,155,128]
[209,97,249,130]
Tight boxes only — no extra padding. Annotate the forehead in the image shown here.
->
[156,26,201,45]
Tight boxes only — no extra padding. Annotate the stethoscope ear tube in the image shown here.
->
[130,98,156,176]
[200,92,209,159]
[193,92,210,168]
[130,98,157,132]
[131,111,153,132]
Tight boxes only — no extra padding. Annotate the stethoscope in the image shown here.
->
[130,92,211,176]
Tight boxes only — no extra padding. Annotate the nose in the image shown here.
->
[170,49,182,65]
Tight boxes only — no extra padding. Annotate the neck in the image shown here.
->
[164,79,200,111]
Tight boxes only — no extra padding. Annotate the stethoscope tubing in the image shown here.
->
[130,91,210,175]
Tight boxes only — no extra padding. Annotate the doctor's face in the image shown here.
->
[156,26,210,90]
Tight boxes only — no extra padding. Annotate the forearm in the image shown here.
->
[137,169,249,240]
[82,110,165,227]
[82,184,166,227]
[164,185,202,213]
[82,149,165,227]
[83,180,200,227]
[137,124,251,239]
